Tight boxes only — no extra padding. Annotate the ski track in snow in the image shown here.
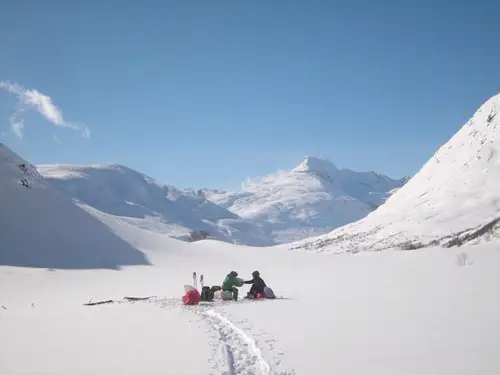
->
[202,308,270,375]
[143,297,293,375]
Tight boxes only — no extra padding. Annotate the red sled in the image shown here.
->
[182,288,201,305]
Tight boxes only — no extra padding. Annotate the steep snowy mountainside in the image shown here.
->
[37,164,274,246]
[204,156,405,243]
[292,93,500,253]
[0,144,149,269]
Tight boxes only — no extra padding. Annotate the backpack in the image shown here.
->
[200,286,212,302]
[263,286,276,299]
[182,288,201,305]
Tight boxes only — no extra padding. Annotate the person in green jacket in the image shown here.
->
[222,271,243,301]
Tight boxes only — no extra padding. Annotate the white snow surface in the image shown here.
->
[1,218,499,374]
[37,163,274,246]
[293,93,500,253]
[204,156,405,243]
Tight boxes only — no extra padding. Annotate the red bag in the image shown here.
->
[182,288,201,305]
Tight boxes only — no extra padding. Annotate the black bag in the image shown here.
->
[200,286,212,302]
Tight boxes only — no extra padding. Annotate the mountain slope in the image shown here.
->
[204,157,405,243]
[0,144,149,269]
[37,164,274,246]
[292,93,500,253]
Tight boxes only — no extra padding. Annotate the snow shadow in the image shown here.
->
[0,184,150,270]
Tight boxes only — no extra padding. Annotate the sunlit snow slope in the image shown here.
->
[293,93,500,253]
[205,156,405,243]
[37,164,274,246]
[0,144,149,269]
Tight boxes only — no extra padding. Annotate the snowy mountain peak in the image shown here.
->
[205,156,404,243]
[292,156,339,178]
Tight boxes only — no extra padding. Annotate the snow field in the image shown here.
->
[2,241,500,375]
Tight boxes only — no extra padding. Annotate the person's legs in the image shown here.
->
[254,284,264,295]
[249,284,256,296]
[232,287,239,301]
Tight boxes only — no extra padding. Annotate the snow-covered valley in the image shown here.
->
[1,93,500,374]
[2,233,499,375]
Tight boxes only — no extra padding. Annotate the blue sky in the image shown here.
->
[1,0,499,190]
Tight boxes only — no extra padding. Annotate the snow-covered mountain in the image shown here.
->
[292,93,500,253]
[0,143,149,269]
[37,164,274,246]
[203,156,406,243]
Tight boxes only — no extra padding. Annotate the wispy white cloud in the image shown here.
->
[0,80,90,139]
[53,134,61,144]
[11,115,24,138]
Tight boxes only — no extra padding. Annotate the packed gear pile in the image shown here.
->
[182,271,276,305]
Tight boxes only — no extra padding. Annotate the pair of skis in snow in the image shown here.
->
[192,271,205,290]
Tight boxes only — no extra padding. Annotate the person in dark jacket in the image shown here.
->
[244,270,267,298]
